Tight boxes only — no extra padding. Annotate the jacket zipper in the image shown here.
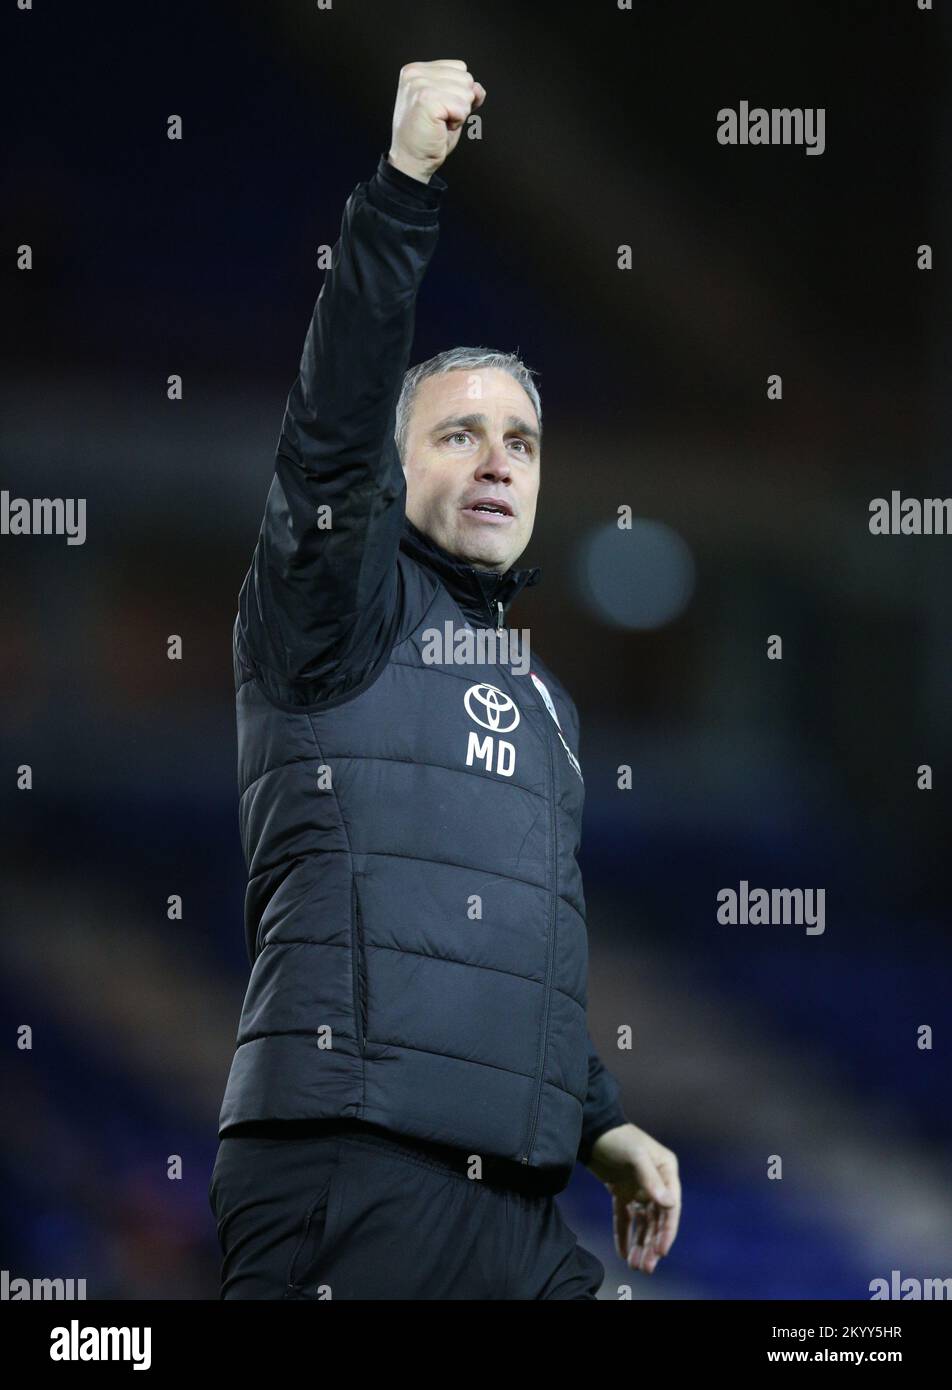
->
[351,877,366,1053]
[481,590,552,1163]
[522,703,558,1163]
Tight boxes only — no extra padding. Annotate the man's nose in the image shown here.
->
[477,442,512,480]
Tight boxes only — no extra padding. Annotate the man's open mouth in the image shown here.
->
[463,499,514,518]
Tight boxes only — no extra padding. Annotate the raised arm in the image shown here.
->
[237,61,486,705]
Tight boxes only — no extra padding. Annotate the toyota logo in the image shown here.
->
[464,683,521,733]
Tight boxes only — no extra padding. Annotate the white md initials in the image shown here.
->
[465,731,516,777]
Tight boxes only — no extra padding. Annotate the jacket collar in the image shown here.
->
[399,516,541,629]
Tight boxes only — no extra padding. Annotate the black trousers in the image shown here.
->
[208,1120,605,1300]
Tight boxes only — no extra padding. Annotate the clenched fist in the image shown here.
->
[388,60,486,184]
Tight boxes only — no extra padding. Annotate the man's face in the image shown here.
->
[402,368,541,573]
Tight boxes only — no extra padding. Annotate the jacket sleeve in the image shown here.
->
[577,1031,628,1166]
[236,153,447,705]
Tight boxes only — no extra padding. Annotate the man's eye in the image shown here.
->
[510,438,528,453]
[445,432,471,445]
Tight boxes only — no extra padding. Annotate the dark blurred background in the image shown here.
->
[1,0,949,1299]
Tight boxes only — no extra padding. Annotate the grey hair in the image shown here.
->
[394,346,542,463]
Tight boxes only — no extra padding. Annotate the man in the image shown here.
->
[209,59,681,1300]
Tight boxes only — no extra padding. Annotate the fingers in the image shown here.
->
[612,1193,632,1263]
[441,95,476,131]
[644,1206,675,1273]
[627,1202,655,1272]
[634,1158,681,1273]
[400,61,485,112]
[653,1158,682,1255]
[628,1200,670,1273]
[400,61,481,89]
[640,1204,669,1274]
[415,88,481,130]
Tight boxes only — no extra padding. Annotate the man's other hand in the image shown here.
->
[587,1122,682,1274]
